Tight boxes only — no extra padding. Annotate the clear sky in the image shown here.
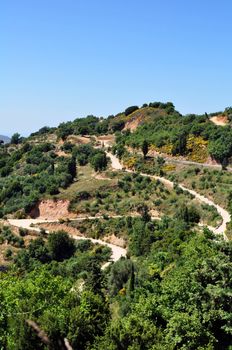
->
[1,0,232,136]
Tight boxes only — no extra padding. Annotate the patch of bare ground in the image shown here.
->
[122,108,166,132]
[97,135,115,142]
[210,115,229,126]
[123,114,144,131]
[93,173,112,180]
[30,199,76,220]
[103,234,126,248]
[38,222,82,237]
[67,135,92,144]
[149,209,160,218]
[55,150,70,157]
[206,156,221,165]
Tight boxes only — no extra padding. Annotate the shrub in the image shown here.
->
[48,231,76,261]
[75,191,91,201]
[124,106,139,116]
[4,248,13,260]
[19,227,28,237]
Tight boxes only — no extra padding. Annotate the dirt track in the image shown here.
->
[8,150,230,267]
[8,217,127,269]
[107,152,230,240]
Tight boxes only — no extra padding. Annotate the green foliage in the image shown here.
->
[108,258,134,296]
[1,218,232,350]
[66,290,110,350]
[30,126,55,137]
[90,151,108,172]
[0,226,24,248]
[141,139,149,158]
[47,231,76,262]
[0,142,78,215]
[117,106,232,166]
[57,115,110,139]
[94,230,232,350]
[11,132,23,144]
[1,104,232,349]
[124,105,139,116]
[110,119,125,132]
[208,135,232,168]
[175,205,200,224]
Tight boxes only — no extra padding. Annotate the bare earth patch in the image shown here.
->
[38,222,82,236]
[30,199,76,220]
[210,115,229,126]
[55,150,70,157]
[93,173,112,180]
[103,234,126,248]
[67,135,92,144]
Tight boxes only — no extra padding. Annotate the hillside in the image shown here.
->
[0,102,231,349]
[113,105,232,166]
[51,103,232,167]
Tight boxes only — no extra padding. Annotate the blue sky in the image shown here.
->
[1,0,232,136]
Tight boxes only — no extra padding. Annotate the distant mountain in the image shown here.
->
[0,135,10,144]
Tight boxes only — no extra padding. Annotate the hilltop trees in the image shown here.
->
[124,106,139,116]
[115,105,232,168]
[225,107,232,121]
[11,133,23,144]
[57,115,110,139]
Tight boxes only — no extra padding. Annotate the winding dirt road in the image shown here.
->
[107,152,230,240]
[8,217,127,268]
[8,212,161,267]
[7,150,230,267]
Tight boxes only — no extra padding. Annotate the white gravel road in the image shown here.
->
[107,152,230,240]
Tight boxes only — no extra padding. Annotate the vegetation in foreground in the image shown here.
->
[0,217,231,349]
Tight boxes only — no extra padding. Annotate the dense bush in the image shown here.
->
[124,105,139,116]
[48,231,76,261]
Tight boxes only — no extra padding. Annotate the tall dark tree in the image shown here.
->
[68,156,77,178]
[85,258,104,295]
[137,203,151,222]
[141,140,149,159]
[129,262,135,293]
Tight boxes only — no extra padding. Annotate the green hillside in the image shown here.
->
[0,102,231,349]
